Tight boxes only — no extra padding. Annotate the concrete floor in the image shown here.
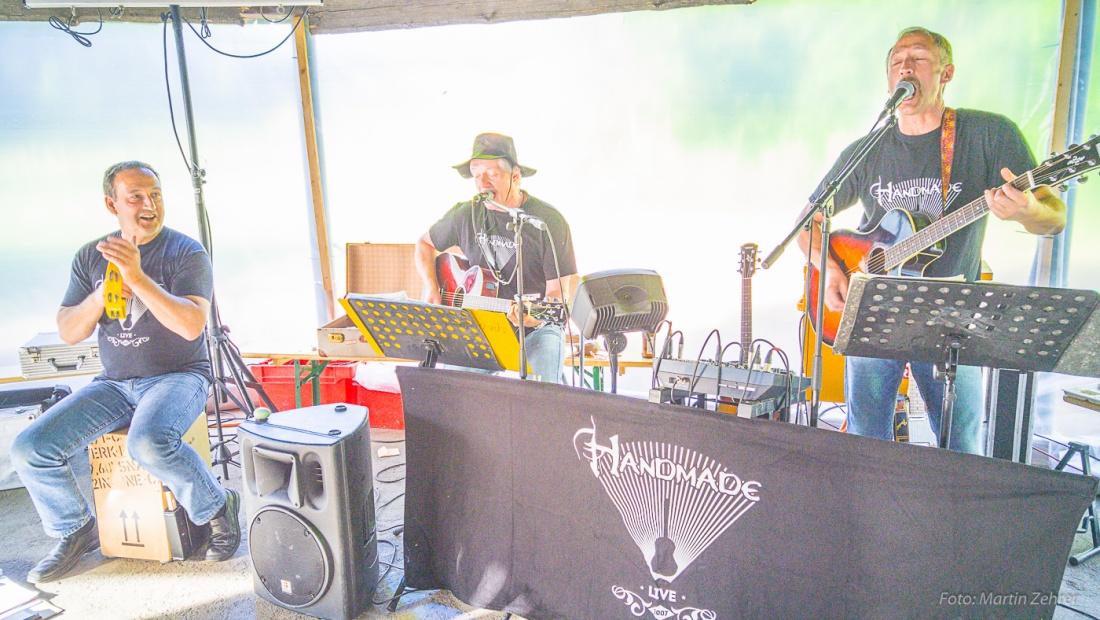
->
[0,425,512,620]
[1,393,1099,619]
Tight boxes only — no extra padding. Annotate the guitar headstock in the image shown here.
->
[738,243,759,279]
[1033,133,1100,190]
[529,300,567,325]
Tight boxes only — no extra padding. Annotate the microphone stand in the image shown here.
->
[484,196,533,380]
[761,112,899,428]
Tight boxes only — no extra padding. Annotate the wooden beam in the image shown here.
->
[1050,0,1083,155]
[0,0,754,33]
[295,10,336,322]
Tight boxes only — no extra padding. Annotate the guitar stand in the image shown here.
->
[1054,442,1100,566]
[832,275,1100,451]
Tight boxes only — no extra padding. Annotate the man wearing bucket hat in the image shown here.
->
[415,133,578,383]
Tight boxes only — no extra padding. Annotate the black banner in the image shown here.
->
[398,367,1096,620]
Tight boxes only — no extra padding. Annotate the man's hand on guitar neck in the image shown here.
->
[985,167,1067,236]
[507,301,545,329]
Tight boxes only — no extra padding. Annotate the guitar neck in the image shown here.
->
[457,294,511,314]
[741,278,752,353]
[883,173,1032,272]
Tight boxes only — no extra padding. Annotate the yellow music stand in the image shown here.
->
[340,294,526,372]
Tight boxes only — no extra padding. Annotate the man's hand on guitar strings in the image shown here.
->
[824,266,849,313]
[985,167,1041,223]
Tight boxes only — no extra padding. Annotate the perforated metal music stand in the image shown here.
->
[340,295,523,371]
[833,275,1100,449]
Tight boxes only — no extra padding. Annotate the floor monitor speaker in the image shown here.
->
[238,403,377,620]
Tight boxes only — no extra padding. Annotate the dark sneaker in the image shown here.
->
[28,518,100,584]
[205,489,241,561]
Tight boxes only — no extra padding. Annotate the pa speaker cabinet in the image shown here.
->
[238,403,378,620]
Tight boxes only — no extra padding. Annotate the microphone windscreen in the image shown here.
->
[896,80,916,99]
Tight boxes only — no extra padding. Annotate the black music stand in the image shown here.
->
[832,275,1100,449]
[340,294,519,371]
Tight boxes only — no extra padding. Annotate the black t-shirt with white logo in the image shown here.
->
[429,193,577,301]
[62,227,213,380]
[811,108,1036,280]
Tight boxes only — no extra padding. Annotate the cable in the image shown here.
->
[161,14,192,172]
[1058,603,1100,620]
[370,539,403,605]
[650,320,673,390]
[183,9,308,60]
[377,491,405,511]
[260,5,295,23]
[49,9,102,47]
[375,462,406,484]
[687,329,721,396]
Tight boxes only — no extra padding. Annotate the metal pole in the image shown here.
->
[170,5,230,477]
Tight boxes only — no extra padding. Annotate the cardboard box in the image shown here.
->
[317,314,383,359]
[89,412,211,562]
[19,332,103,379]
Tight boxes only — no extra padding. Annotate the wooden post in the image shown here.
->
[295,11,336,322]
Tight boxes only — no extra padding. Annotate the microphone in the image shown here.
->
[474,190,495,204]
[482,193,547,231]
[878,80,916,120]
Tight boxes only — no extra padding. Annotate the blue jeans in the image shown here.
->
[844,356,985,455]
[11,371,227,538]
[445,324,566,384]
[524,324,567,384]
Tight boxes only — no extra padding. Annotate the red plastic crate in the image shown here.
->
[351,385,404,430]
[250,360,356,412]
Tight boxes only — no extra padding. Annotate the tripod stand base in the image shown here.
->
[1056,442,1100,566]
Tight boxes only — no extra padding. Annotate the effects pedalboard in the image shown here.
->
[650,358,811,419]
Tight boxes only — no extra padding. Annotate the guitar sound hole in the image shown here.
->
[866,248,888,275]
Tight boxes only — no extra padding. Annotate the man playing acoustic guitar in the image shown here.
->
[414,133,578,383]
[797,27,1066,454]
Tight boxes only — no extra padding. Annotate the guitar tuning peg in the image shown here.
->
[1079,175,1089,184]
[1059,184,1069,192]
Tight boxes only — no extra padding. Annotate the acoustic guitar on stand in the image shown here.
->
[807,134,1100,346]
[738,243,758,360]
[435,252,566,325]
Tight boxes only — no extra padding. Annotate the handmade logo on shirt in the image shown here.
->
[96,274,153,347]
[475,230,518,271]
[869,177,963,218]
[574,418,762,618]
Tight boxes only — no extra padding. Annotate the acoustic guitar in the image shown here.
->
[435,252,566,325]
[808,134,1100,346]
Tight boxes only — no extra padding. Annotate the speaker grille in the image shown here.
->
[250,506,333,608]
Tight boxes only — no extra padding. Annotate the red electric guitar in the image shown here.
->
[435,252,567,325]
[808,135,1100,346]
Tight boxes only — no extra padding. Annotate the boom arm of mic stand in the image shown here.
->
[760,114,897,271]
[758,114,897,428]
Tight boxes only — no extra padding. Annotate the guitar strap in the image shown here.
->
[940,107,957,214]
